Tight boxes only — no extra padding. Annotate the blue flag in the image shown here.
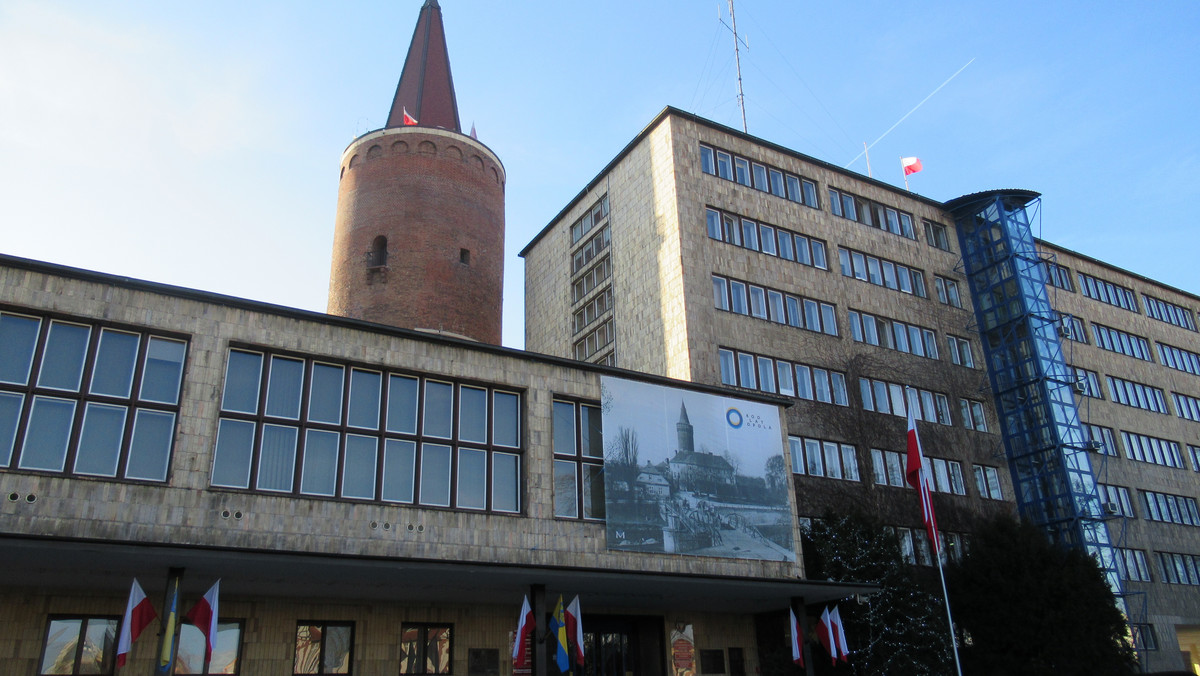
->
[549,595,569,672]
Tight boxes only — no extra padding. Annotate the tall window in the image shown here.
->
[39,616,118,675]
[177,620,243,674]
[400,624,452,675]
[211,348,522,512]
[367,236,387,267]
[0,311,187,481]
[973,465,1003,499]
[294,622,353,675]
[553,399,605,519]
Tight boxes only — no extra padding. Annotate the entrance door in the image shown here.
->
[577,616,664,676]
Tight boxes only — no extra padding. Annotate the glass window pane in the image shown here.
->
[257,424,298,492]
[456,447,487,509]
[493,391,520,447]
[493,452,520,513]
[583,463,605,519]
[140,337,186,404]
[221,350,263,414]
[177,621,240,675]
[73,403,127,477]
[301,429,340,496]
[265,356,304,419]
[823,442,842,479]
[805,438,823,475]
[79,618,117,673]
[419,443,452,506]
[211,419,255,488]
[0,313,40,385]
[459,386,487,444]
[38,321,91,391]
[795,365,812,399]
[423,381,453,438]
[0,392,22,466]
[382,439,417,503]
[309,363,344,424]
[90,330,139,397]
[581,404,602,458]
[554,459,579,517]
[125,409,175,481]
[553,401,577,455]
[19,396,76,471]
[40,618,82,674]
[347,369,381,429]
[342,434,378,499]
[387,375,419,434]
[323,625,352,674]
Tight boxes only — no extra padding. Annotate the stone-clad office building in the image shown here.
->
[520,107,1200,672]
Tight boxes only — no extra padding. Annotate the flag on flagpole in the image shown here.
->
[906,406,941,555]
[565,596,584,666]
[116,578,157,667]
[185,581,220,665]
[402,106,418,126]
[548,595,570,672]
[816,606,837,664]
[788,608,804,667]
[512,595,534,668]
[830,605,849,663]
[901,157,923,175]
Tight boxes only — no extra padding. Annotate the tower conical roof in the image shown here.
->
[386,0,461,132]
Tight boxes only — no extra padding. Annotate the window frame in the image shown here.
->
[38,615,120,676]
[294,621,354,675]
[552,398,605,521]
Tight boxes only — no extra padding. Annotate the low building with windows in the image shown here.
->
[520,107,1200,671]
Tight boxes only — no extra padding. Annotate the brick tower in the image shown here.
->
[328,0,505,344]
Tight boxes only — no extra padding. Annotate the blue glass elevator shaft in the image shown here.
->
[946,190,1121,595]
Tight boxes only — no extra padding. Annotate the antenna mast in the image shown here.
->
[728,0,748,132]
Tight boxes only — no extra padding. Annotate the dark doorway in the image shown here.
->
[571,615,664,676]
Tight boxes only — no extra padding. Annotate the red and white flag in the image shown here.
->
[512,595,534,668]
[566,595,585,666]
[116,578,157,667]
[830,605,849,663]
[185,580,220,664]
[402,106,418,126]
[901,157,923,175]
[788,608,805,667]
[817,606,837,664]
[906,407,941,555]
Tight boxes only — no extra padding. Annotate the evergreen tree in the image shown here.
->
[946,514,1137,676]
[804,512,951,675]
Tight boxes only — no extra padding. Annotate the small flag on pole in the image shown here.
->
[549,595,569,672]
[512,595,534,668]
[830,605,850,663]
[906,406,941,555]
[788,608,805,667]
[185,581,220,666]
[566,596,584,666]
[817,606,837,664]
[402,106,418,126]
[901,157,923,175]
[116,579,157,667]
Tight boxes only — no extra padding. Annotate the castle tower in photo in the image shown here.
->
[328,0,505,343]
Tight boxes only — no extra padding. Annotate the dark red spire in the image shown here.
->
[386,0,461,132]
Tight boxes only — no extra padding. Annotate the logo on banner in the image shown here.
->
[726,408,743,428]
[728,407,772,431]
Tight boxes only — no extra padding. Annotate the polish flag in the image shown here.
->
[901,157,923,175]
[817,606,837,664]
[512,595,534,668]
[566,595,584,666]
[907,407,941,555]
[185,581,220,664]
[830,605,850,663]
[116,579,157,667]
[788,608,804,667]
[402,107,418,126]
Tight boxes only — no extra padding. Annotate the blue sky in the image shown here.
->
[2,1,1197,349]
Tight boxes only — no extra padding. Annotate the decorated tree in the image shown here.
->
[804,512,951,675]
[946,514,1137,676]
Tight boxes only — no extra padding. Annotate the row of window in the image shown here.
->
[891,527,966,566]
[848,310,939,360]
[1098,483,1135,517]
[1091,323,1152,362]
[1107,375,1168,414]
[859,378,954,426]
[573,319,614,363]
[1142,490,1200,526]
[571,255,611,305]
[40,616,245,675]
[1121,431,1184,469]
[569,195,609,245]
[1077,271,1139,312]
[870,448,971,496]
[1174,392,1200,422]
[1044,261,1074,292]
[934,275,964,308]
[718,348,849,405]
[1068,365,1102,398]
[1060,315,1087,343]
[828,187,918,241]
[572,288,612,335]
[570,225,610,276]
[1144,293,1197,331]
[1115,547,1152,582]
[700,144,821,208]
[837,247,928,298]
[712,275,838,335]
[705,207,829,268]
[212,349,523,513]
[0,312,186,482]
[1158,551,1200,585]
[1067,364,1200,426]
[789,436,860,481]
[1158,341,1200,376]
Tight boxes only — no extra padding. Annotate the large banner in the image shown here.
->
[600,376,795,561]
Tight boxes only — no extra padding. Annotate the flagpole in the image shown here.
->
[935,550,964,676]
[901,156,910,191]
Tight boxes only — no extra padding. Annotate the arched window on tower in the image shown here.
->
[367,236,388,268]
